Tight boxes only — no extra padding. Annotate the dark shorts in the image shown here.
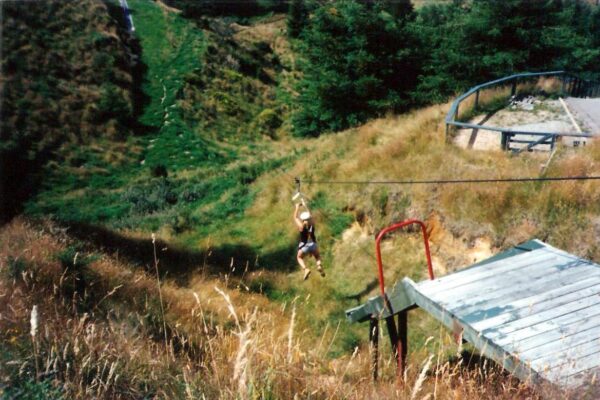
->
[299,242,318,255]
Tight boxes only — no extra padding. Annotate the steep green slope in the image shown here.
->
[0,0,136,221]
[24,1,300,244]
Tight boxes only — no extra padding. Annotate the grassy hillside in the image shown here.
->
[0,0,138,221]
[3,0,600,398]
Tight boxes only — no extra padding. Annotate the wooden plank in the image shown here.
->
[403,278,543,385]
[562,367,600,389]
[420,252,560,300]
[420,247,591,299]
[429,261,600,308]
[458,274,600,329]
[418,248,555,293]
[519,323,600,361]
[566,364,600,386]
[430,260,600,308]
[531,338,600,371]
[417,242,549,290]
[496,306,600,349]
[483,294,600,340]
[467,280,600,331]
[498,310,600,352]
[449,270,600,320]
[345,280,415,323]
[508,139,553,144]
[546,350,600,382]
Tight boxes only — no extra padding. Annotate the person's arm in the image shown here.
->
[301,198,310,213]
[293,203,303,230]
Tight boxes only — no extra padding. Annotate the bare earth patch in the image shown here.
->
[454,98,582,151]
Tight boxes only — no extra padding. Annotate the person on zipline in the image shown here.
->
[294,200,325,280]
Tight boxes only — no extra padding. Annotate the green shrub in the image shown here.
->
[121,179,178,214]
[55,246,100,309]
[97,84,131,124]
[5,256,26,280]
[2,379,64,400]
[252,108,282,138]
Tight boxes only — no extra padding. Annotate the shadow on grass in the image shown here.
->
[61,221,296,284]
[343,278,379,303]
[467,109,500,149]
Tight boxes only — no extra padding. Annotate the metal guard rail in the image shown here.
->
[375,219,434,299]
[445,71,600,139]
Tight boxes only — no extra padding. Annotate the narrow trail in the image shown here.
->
[119,0,135,32]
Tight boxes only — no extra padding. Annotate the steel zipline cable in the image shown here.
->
[301,175,600,186]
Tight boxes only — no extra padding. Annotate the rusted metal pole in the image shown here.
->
[375,219,434,297]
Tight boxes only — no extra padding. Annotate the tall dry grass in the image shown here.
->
[0,218,547,399]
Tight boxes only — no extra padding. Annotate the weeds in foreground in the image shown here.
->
[0,218,551,399]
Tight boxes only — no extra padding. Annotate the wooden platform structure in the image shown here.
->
[346,239,600,391]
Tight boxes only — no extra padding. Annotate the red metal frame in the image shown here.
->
[375,219,434,297]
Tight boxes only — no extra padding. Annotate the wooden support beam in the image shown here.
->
[398,311,408,383]
[385,314,399,353]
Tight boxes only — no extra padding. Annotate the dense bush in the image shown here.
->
[163,0,287,17]
[121,179,178,215]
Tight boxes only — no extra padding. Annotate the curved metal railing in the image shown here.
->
[375,219,434,299]
[445,71,600,144]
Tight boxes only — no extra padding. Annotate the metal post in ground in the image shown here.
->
[369,317,379,381]
[501,132,508,150]
[397,311,408,383]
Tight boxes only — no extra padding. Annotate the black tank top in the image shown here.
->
[299,224,316,245]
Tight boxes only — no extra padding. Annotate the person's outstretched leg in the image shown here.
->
[297,249,311,280]
[314,249,325,277]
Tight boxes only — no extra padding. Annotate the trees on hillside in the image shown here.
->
[162,0,287,17]
[411,0,600,103]
[287,0,309,38]
[292,0,600,137]
[292,1,417,137]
